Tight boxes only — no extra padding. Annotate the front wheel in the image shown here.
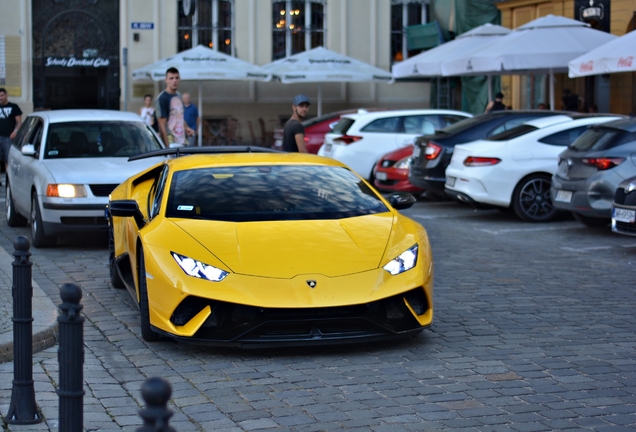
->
[138,246,159,341]
[572,212,610,228]
[512,174,558,222]
[31,193,56,248]
[6,182,27,227]
[108,221,125,289]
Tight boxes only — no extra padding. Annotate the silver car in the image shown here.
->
[6,109,168,247]
[551,118,636,227]
[611,176,636,236]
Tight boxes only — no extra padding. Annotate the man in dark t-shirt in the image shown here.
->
[0,88,22,166]
[282,94,310,153]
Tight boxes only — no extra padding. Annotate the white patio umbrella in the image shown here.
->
[260,46,394,116]
[132,45,271,146]
[441,15,617,110]
[392,23,510,102]
[568,29,636,78]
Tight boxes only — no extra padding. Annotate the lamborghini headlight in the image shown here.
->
[383,244,418,275]
[172,252,229,282]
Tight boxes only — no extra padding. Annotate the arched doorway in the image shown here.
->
[32,0,119,110]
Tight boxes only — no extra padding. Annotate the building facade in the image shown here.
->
[0,0,434,143]
[495,0,636,114]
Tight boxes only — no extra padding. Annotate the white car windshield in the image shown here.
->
[45,121,163,159]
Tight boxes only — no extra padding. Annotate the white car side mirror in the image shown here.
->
[21,144,37,157]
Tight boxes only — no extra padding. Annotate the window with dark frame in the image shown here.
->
[391,0,429,63]
[178,0,234,55]
[272,0,325,60]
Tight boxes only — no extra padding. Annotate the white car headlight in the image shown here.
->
[394,156,412,170]
[172,252,229,282]
[46,184,87,198]
[383,244,418,275]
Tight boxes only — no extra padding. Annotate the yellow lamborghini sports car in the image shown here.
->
[107,147,433,347]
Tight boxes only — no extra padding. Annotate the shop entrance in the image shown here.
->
[32,0,119,110]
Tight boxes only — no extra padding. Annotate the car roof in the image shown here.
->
[340,109,471,122]
[523,115,575,129]
[164,151,349,171]
[29,109,145,124]
[592,117,636,132]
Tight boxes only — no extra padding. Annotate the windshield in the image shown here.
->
[569,128,635,152]
[331,118,355,134]
[45,121,163,159]
[165,165,389,222]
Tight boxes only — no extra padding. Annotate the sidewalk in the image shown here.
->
[0,240,58,363]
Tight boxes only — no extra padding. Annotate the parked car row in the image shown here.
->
[314,107,636,237]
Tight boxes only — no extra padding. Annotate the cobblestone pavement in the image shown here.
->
[0,193,635,431]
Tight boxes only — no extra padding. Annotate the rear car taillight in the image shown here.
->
[424,142,442,160]
[334,135,363,145]
[463,157,501,167]
[581,157,625,170]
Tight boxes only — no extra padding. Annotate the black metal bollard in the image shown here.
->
[137,377,176,432]
[57,283,85,432]
[5,236,40,424]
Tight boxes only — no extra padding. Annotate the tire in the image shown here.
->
[108,221,125,289]
[512,174,558,222]
[6,182,27,227]
[30,192,56,248]
[572,212,610,228]
[138,246,159,342]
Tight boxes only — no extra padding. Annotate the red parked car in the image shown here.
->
[273,108,386,154]
[373,145,423,195]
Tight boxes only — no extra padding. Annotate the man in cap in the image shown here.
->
[485,92,506,112]
[282,94,310,153]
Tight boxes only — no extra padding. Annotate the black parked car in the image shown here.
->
[409,110,570,197]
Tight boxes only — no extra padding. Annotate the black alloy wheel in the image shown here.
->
[512,174,558,222]
[30,192,56,247]
[5,182,27,227]
[108,221,125,289]
[138,245,159,342]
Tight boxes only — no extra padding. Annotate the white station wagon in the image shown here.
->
[5,109,168,247]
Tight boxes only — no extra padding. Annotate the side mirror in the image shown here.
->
[108,200,146,228]
[388,192,416,210]
[21,144,37,157]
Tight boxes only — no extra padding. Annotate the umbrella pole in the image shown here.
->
[317,83,323,117]
[487,75,492,102]
[549,69,554,111]
[198,81,203,146]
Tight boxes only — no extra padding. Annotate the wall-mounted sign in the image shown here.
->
[575,0,610,33]
[131,22,154,30]
[45,57,111,67]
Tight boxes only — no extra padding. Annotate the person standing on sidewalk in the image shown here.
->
[282,94,310,153]
[155,68,193,147]
[182,92,200,147]
[484,92,506,113]
[0,88,22,169]
[139,94,158,132]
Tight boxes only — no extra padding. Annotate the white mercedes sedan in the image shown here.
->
[6,109,169,247]
[444,114,623,222]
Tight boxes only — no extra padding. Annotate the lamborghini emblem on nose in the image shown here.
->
[306,280,317,288]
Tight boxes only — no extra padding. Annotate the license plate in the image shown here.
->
[555,190,572,203]
[412,146,421,158]
[613,207,636,223]
[375,171,387,181]
[446,176,456,187]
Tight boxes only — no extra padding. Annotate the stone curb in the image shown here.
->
[0,243,58,364]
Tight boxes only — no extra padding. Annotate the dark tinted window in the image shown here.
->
[45,121,163,159]
[487,125,538,141]
[570,128,636,152]
[539,126,588,146]
[14,117,37,149]
[361,117,401,133]
[488,116,541,136]
[166,165,389,222]
[438,115,484,135]
[332,118,355,134]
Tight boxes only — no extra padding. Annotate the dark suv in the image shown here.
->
[409,110,568,197]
